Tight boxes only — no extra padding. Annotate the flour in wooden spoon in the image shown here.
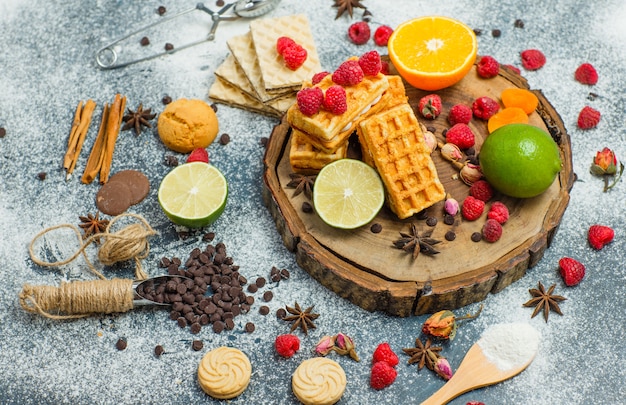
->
[477,323,540,371]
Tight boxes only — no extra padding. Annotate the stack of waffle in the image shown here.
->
[208,14,321,118]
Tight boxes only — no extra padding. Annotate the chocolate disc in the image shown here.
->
[107,169,150,205]
[96,181,132,216]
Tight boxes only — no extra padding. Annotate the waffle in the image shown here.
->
[287,68,389,141]
[358,103,446,219]
[249,14,322,94]
[208,76,279,117]
[289,128,348,174]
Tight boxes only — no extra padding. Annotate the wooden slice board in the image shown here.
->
[262,62,575,316]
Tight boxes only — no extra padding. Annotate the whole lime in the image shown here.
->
[479,123,562,198]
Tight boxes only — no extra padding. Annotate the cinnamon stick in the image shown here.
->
[99,94,126,184]
[81,104,110,184]
[65,100,96,180]
[63,101,83,171]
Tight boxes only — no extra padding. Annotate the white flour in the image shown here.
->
[477,323,540,371]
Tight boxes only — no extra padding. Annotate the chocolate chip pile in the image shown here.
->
[137,241,254,334]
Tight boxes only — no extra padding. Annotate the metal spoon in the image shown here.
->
[95,0,281,69]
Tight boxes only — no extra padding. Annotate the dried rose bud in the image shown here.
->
[434,357,453,380]
[591,147,618,175]
[444,194,459,216]
[440,142,463,162]
[315,335,335,356]
[422,305,483,341]
[460,163,483,185]
[333,332,359,361]
[423,131,437,153]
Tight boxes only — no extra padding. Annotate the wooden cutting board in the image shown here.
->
[262,62,575,316]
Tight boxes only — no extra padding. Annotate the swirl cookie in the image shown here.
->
[197,347,252,400]
[292,357,346,405]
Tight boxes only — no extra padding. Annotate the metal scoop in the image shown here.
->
[95,0,281,69]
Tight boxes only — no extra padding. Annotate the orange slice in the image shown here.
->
[388,16,477,91]
[487,107,529,133]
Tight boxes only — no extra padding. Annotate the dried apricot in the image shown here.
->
[487,107,529,133]
[501,88,538,114]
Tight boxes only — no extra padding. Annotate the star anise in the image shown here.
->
[122,103,156,136]
[333,0,366,19]
[282,302,319,335]
[402,337,443,371]
[523,281,566,322]
[393,223,441,259]
[78,212,109,243]
[286,173,316,199]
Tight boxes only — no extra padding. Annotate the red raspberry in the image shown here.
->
[348,21,371,45]
[186,148,209,164]
[482,218,503,242]
[558,257,585,286]
[461,196,485,221]
[358,50,382,76]
[503,64,521,75]
[274,334,300,358]
[380,60,390,75]
[469,179,494,202]
[312,71,330,85]
[588,224,614,250]
[417,94,442,119]
[276,36,296,55]
[466,402,485,405]
[472,96,500,120]
[445,123,475,149]
[577,106,601,129]
[520,49,546,70]
[370,361,397,390]
[332,60,364,86]
[448,104,472,125]
[477,55,499,78]
[322,85,348,115]
[575,63,598,85]
[372,342,399,367]
[296,87,324,116]
[487,201,509,224]
[283,44,307,70]
[373,25,394,46]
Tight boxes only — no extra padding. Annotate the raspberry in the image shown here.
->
[370,361,397,390]
[332,60,364,86]
[577,106,601,129]
[558,257,585,286]
[348,21,371,45]
[461,196,485,221]
[186,148,209,164]
[276,36,296,55]
[574,63,598,85]
[380,60,390,75]
[358,50,382,76]
[520,49,546,70]
[588,224,614,250]
[373,25,394,46]
[445,123,475,149]
[487,201,509,224]
[417,94,442,119]
[466,402,485,405]
[274,334,300,358]
[311,71,330,85]
[372,342,399,367]
[296,87,324,116]
[477,55,499,78]
[283,43,307,70]
[503,64,521,75]
[322,85,348,115]
[469,179,494,202]
[448,104,472,125]
[472,96,500,120]
[482,218,503,242]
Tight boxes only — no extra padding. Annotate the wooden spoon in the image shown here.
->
[420,341,537,405]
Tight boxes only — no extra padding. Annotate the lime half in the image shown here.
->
[313,159,385,229]
[158,162,228,228]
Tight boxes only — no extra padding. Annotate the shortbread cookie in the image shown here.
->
[197,347,252,400]
[291,357,346,405]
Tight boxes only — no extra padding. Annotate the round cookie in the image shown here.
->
[107,170,150,205]
[292,357,346,405]
[197,346,251,400]
[158,98,219,153]
[96,181,132,216]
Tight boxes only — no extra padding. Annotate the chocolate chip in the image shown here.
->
[259,305,270,315]
[263,291,273,302]
[37,172,47,181]
[514,19,524,28]
[219,133,230,145]
[370,223,382,233]
[177,317,187,328]
[213,321,225,333]
[256,277,266,288]
[164,43,174,51]
[491,29,501,38]
[445,231,456,241]
[276,308,287,319]
[210,103,218,112]
[426,126,437,134]
[244,322,255,333]
[416,210,428,220]
[0,128,6,137]
[140,36,150,46]
[260,137,269,147]
[164,155,178,167]
[115,338,127,351]
[443,214,455,225]
[216,0,225,6]
[471,232,482,242]
[154,345,165,356]
[203,232,215,242]
[157,6,166,15]
[190,322,201,334]
[280,268,290,279]
[162,95,172,105]
[426,217,438,227]
[473,28,483,36]
[301,201,313,213]
[225,318,235,330]
[192,340,203,351]
[247,284,258,293]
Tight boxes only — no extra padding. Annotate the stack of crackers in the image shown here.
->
[209,14,322,118]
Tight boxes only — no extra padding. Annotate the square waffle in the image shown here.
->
[289,128,347,174]
[358,103,446,219]
[249,14,322,94]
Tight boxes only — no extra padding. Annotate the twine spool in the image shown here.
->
[19,278,135,319]
[28,213,157,280]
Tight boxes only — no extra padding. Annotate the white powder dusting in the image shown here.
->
[477,323,540,371]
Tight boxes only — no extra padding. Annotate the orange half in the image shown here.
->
[388,16,477,91]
